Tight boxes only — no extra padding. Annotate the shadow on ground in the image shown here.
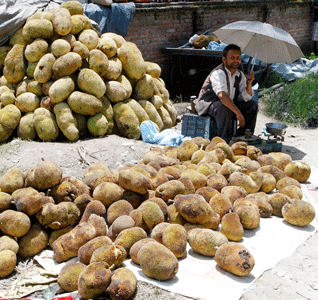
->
[282,145,307,161]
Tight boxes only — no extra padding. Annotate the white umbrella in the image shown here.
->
[214,21,304,64]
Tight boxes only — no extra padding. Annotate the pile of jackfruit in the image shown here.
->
[0,0,177,143]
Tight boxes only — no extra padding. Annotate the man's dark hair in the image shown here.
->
[222,44,241,58]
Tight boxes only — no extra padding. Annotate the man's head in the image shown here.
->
[222,44,242,72]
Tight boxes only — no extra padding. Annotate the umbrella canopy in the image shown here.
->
[214,21,304,64]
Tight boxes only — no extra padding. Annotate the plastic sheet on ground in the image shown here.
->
[20,174,318,300]
[271,58,318,81]
[124,173,318,300]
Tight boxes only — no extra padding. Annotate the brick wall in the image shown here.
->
[126,0,313,64]
[125,0,313,97]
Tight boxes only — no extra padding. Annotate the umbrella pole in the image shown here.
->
[251,52,257,71]
[247,57,253,74]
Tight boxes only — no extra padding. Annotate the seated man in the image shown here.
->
[195,44,258,143]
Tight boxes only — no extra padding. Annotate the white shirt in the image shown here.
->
[210,67,253,102]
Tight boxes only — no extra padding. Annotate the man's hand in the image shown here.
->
[246,70,255,84]
[218,91,246,127]
[246,70,254,96]
[236,111,245,127]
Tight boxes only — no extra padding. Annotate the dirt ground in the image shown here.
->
[0,102,317,300]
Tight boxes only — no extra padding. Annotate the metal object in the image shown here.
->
[230,134,283,152]
[231,134,262,145]
[265,122,288,136]
[245,129,252,139]
[230,122,288,152]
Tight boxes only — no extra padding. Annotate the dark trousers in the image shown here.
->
[208,99,258,143]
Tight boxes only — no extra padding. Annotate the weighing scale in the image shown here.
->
[230,123,288,153]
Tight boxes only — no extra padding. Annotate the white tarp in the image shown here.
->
[25,173,318,300]
[0,0,62,46]
[125,174,318,300]
[271,58,318,81]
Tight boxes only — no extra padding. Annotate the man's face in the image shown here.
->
[222,49,241,70]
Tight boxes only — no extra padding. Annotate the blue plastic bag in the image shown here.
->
[140,121,191,146]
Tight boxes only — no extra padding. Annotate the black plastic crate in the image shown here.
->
[181,113,217,140]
